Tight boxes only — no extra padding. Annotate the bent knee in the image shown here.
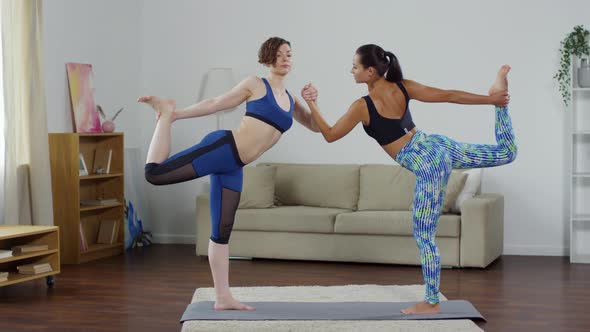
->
[145,173,164,186]
[144,163,165,185]
[505,145,518,163]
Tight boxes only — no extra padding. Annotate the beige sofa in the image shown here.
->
[196,163,504,268]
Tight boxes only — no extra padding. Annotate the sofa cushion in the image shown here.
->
[234,206,351,233]
[358,165,415,211]
[334,211,461,237]
[442,171,468,213]
[408,171,468,214]
[257,163,360,210]
[452,168,482,213]
[238,166,276,209]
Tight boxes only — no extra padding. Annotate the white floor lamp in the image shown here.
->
[199,68,237,129]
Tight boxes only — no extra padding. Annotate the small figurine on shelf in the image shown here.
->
[96,105,124,133]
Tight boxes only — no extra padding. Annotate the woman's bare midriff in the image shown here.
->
[381,127,418,160]
[231,116,283,165]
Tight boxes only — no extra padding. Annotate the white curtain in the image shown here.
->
[0,1,4,224]
[1,0,53,226]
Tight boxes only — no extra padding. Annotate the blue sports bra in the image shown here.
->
[245,78,294,133]
[362,81,416,146]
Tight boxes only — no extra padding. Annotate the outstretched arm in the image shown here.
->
[174,76,257,120]
[292,94,320,132]
[304,94,366,143]
[404,80,509,106]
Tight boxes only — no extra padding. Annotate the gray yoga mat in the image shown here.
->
[180,300,485,322]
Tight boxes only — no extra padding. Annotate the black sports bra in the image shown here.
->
[362,81,416,146]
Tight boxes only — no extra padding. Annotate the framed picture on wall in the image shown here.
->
[79,153,89,176]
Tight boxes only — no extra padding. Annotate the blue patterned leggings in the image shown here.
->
[394,106,517,304]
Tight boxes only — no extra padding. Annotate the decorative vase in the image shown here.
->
[102,120,115,133]
[578,58,590,88]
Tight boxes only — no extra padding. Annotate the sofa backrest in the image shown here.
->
[257,163,360,210]
[253,163,476,212]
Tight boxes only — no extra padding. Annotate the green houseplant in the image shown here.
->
[554,25,590,106]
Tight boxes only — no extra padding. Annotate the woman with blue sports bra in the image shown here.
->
[138,37,319,311]
[301,44,517,315]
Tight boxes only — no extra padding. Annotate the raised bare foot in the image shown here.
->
[489,64,511,95]
[137,96,176,119]
[401,301,441,315]
[214,295,256,311]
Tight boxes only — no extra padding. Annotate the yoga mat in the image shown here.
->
[181,300,485,322]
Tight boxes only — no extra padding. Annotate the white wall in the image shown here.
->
[43,0,143,148]
[44,0,590,255]
[43,0,150,236]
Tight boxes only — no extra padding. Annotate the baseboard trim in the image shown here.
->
[503,244,568,256]
[152,234,195,244]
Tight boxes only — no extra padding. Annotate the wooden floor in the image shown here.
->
[0,244,589,332]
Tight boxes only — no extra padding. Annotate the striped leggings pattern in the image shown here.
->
[394,106,517,304]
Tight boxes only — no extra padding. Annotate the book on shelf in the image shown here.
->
[80,198,119,206]
[92,147,112,174]
[0,250,13,259]
[111,220,120,244]
[17,262,52,275]
[11,244,49,255]
[97,220,118,244]
[80,224,88,252]
[0,271,8,282]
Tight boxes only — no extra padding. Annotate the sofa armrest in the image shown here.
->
[460,193,504,268]
[195,194,211,256]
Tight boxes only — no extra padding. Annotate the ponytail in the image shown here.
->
[384,51,403,82]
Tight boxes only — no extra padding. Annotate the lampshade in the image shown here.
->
[200,67,236,110]
[199,67,237,129]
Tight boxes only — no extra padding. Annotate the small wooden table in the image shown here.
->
[0,225,60,287]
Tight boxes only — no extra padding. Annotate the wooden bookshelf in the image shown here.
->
[48,133,125,264]
[79,202,124,212]
[80,173,124,181]
[0,226,60,287]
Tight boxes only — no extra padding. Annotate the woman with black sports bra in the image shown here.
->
[302,44,517,315]
[138,37,319,311]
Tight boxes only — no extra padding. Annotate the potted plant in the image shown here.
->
[554,25,590,106]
